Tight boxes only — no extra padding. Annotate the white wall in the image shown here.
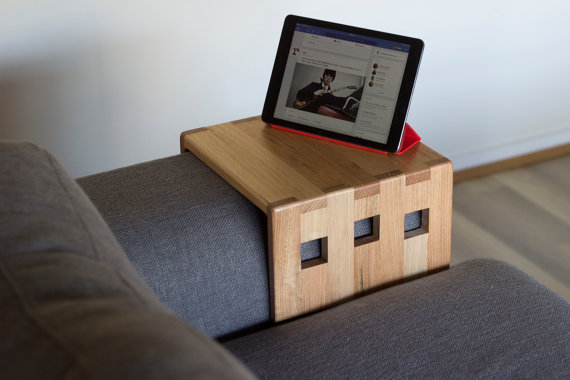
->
[1,0,569,177]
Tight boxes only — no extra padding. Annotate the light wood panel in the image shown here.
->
[404,232,429,277]
[181,116,453,321]
[378,174,405,284]
[268,201,302,321]
[181,117,448,211]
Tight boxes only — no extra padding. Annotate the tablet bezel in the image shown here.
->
[262,15,424,153]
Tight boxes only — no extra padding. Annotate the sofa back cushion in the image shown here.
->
[0,142,255,379]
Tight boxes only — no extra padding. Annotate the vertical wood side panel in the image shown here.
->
[354,240,382,292]
[301,263,330,314]
[354,182,381,220]
[379,174,405,284]
[427,161,454,270]
[300,206,329,243]
[327,188,355,301]
[269,204,302,322]
[404,233,429,277]
[404,180,431,214]
[353,185,382,292]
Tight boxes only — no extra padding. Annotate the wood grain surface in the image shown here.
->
[181,116,454,321]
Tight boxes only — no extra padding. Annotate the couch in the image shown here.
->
[1,141,569,379]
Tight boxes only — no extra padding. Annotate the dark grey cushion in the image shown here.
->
[223,259,570,379]
[0,142,255,380]
[77,152,422,338]
[77,152,271,339]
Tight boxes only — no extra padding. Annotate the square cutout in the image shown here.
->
[354,215,380,247]
[404,209,429,239]
[301,237,328,269]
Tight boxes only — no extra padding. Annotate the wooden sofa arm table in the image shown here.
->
[181,116,453,322]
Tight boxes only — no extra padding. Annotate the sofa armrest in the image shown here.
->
[224,259,570,378]
[77,151,424,338]
[77,152,272,338]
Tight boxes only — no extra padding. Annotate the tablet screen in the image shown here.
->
[262,16,423,153]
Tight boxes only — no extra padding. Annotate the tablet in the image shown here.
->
[262,15,424,153]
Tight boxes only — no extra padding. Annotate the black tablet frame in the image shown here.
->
[262,15,424,153]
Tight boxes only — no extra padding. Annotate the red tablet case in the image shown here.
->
[270,123,421,155]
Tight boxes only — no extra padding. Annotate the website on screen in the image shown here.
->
[274,24,409,144]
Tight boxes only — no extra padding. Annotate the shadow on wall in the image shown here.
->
[0,47,116,176]
[0,41,161,178]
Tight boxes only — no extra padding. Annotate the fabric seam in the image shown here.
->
[0,259,92,378]
[44,149,152,306]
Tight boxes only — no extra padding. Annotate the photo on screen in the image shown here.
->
[286,63,365,122]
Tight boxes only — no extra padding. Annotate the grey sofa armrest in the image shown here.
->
[77,152,272,338]
[0,142,255,379]
[224,259,570,379]
[77,151,424,338]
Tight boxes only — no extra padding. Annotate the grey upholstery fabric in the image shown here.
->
[77,152,270,339]
[224,259,570,379]
[0,142,255,380]
[78,152,423,335]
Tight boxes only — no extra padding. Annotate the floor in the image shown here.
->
[450,154,570,301]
